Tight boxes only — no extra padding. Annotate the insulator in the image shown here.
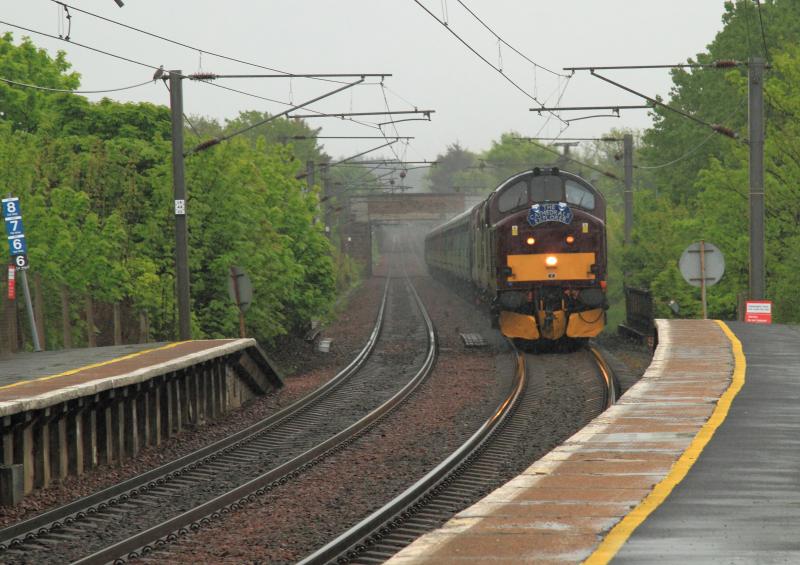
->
[712,124,738,138]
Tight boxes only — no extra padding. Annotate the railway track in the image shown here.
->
[300,345,616,564]
[0,274,437,565]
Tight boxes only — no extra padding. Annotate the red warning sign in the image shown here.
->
[745,300,772,324]
[7,264,15,300]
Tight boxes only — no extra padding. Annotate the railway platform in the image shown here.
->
[388,319,800,563]
[0,339,281,503]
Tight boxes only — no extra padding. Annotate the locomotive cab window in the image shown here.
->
[530,176,563,202]
[565,180,595,210]
[497,179,529,213]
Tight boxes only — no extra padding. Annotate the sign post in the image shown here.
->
[679,241,725,319]
[2,196,40,351]
[227,266,253,338]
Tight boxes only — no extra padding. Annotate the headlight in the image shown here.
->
[545,256,558,267]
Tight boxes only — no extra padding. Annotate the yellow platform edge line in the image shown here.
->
[583,320,746,565]
[0,341,188,393]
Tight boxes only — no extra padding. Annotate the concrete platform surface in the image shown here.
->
[0,343,168,387]
[0,338,282,497]
[0,340,250,415]
[614,322,800,563]
[387,319,739,564]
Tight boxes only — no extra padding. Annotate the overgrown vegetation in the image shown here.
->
[0,32,367,348]
[426,1,800,324]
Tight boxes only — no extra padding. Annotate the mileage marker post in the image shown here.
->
[2,196,41,351]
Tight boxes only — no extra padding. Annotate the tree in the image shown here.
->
[642,1,800,205]
[0,33,80,132]
[427,142,477,193]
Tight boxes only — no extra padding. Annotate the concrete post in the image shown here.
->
[623,134,634,246]
[169,70,191,341]
[749,57,766,299]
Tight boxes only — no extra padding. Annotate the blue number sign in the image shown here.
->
[2,197,30,267]
[528,202,574,226]
[4,216,24,237]
[1,197,20,219]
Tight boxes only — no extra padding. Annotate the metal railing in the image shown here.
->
[619,286,654,341]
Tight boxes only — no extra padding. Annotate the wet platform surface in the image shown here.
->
[0,340,241,412]
[614,322,800,563]
[0,343,167,387]
[387,320,800,563]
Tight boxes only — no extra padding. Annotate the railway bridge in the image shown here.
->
[339,192,482,274]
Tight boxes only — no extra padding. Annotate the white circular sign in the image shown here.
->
[679,241,725,287]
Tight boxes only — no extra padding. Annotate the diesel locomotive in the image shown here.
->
[424,167,607,345]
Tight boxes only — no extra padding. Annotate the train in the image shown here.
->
[424,167,607,346]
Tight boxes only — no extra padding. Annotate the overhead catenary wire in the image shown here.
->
[634,129,717,170]
[754,0,771,63]
[636,97,748,170]
[378,82,404,164]
[454,0,569,78]
[49,0,352,86]
[410,0,566,124]
[588,70,740,140]
[533,74,572,138]
[39,3,435,140]
[0,76,151,93]
[0,19,385,131]
[161,80,203,142]
[326,139,400,167]
[187,78,364,155]
[521,138,620,180]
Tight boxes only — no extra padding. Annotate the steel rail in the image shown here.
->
[590,344,618,409]
[298,345,528,565]
[0,280,392,552]
[75,276,438,564]
[301,345,616,564]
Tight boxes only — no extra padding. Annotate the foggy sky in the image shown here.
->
[4,1,727,162]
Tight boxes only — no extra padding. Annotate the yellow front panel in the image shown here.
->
[499,311,540,340]
[566,309,605,338]
[536,310,567,340]
[507,252,596,282]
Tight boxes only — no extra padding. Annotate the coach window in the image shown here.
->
[565,180,595,210]
[497,179,529,213]
[530,175,563,202]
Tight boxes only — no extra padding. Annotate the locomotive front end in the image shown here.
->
[489,168,607,344]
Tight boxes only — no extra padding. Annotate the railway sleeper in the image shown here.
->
[408,511,447,522]
[356,551,397,560]
[395,525,433,536]
[353,558,389,565]
[369,538,409,550]
[452,477,492,488]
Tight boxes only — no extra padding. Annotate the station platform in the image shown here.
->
[0,339,281,502]
[388,319,800,563]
